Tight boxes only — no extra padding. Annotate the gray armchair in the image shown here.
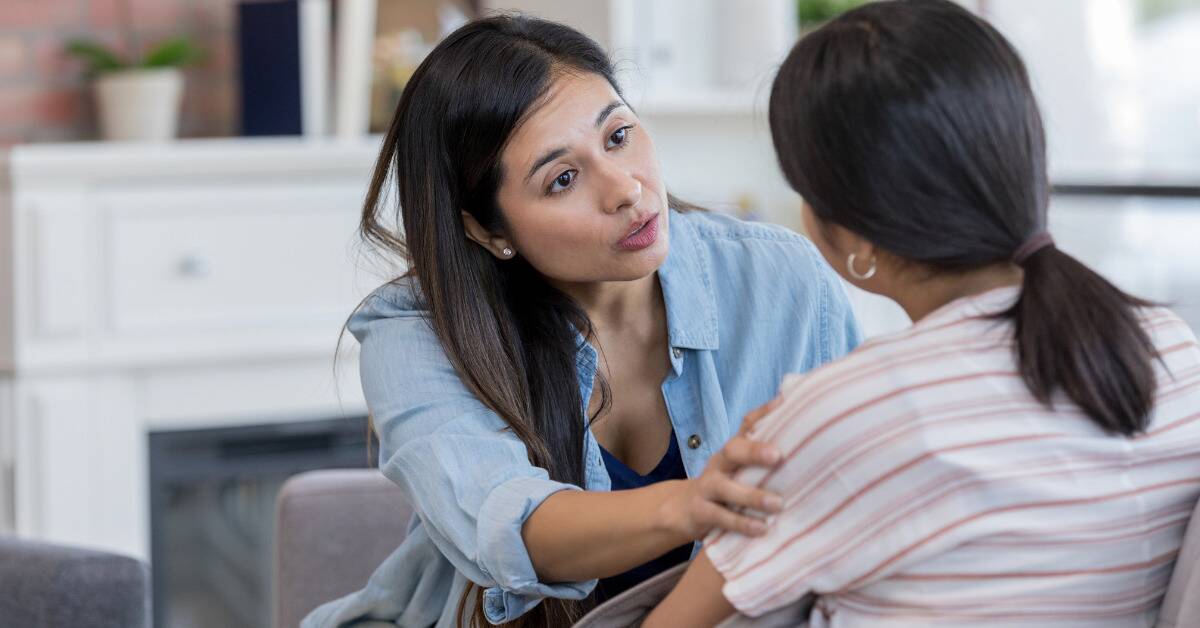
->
[273,469,412,628]
[0,536,150,628]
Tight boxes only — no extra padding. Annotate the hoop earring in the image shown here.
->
[847,253,876,280]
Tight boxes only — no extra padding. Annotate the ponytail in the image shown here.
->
[1006,244,1159,435]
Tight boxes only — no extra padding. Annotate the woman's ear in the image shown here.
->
[461,211,516,260]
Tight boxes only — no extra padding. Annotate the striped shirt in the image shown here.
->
[706,286,1200,627]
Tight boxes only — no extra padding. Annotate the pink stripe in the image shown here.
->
[842,574,1170,611]
[1155,363,1200,403]
[963,501,1194,546]
[719,433,1200,581]
[776,400,1070,510]
[755,335,1014,443]
[735,361,1200,557]
[739,451,1200,609]
[757,324,1196,459]
[823,438,1200,571]
[890,549,1178,580]
[1141,407,1200,440]
[769,361,1200,534]
[836,594,1162,621]
[721,431,1065,578]
[844,478,1200,588]
[756,370,1021,486]
[841,291,1184,360]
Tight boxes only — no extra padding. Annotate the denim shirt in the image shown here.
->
[303,210,861,627]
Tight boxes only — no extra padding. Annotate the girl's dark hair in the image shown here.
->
[356,13,678,627]
[769,0,1158,435]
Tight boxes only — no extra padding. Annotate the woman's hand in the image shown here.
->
[523,398,787,582]
[659,397,785,540]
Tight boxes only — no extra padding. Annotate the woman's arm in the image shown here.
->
[643,550,735,628]
[522,480,692,581]
[356,294,784,613]
[524,399,785,583]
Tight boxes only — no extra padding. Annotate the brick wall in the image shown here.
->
[0,0,239,147]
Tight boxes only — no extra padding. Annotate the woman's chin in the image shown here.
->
[615,241,670,281]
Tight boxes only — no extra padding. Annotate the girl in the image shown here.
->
[647,1,1200,626]
[304,14,860,628]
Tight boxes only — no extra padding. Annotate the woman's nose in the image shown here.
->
[599,163,642,214]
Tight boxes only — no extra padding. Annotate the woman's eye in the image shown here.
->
[549,170,576,194]
[607,126,631,148]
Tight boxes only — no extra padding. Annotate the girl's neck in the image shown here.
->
[893,263,1024,322]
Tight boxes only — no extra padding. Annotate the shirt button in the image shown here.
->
[687,434,702,449]
[672,347,682,359]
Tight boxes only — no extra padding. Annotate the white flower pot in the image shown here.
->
[94,68,184,142]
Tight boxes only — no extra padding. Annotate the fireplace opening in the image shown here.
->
[149,415,370,628]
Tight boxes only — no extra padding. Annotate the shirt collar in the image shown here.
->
[657,211,720,351]
[917,284,1023,328]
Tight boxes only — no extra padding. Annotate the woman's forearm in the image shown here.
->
[522,419,784,584]
[522,479,692,583]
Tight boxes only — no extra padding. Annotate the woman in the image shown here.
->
[303,14,860,628]
[646,1,1200,626]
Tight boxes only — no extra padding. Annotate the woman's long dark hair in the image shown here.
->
[769,0,1158,435]
[356,14,644,627]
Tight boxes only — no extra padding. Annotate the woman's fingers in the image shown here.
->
[678,413,787,540]
[700,500,769,537]
[739,395,784,436]
[710,473,783,514]
[717,435,782,471]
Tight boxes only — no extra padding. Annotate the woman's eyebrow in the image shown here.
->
[526,147,568,183]
[594,99,625,128]
[524,100,628,183]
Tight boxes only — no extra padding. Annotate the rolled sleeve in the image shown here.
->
[475,475,591,595]
[385,433,596,614]
[351,289,596,623]
[476,479,595,623]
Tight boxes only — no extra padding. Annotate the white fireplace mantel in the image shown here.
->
[0,137,393,560]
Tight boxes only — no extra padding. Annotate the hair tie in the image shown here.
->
[1013,231,1054,266]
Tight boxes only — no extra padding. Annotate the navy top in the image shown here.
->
[596,429,694,601]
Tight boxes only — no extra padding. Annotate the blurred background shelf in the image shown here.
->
[0,134,389,627]
[634,90,766,117]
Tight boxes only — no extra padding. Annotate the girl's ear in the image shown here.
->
[820,221,876,266]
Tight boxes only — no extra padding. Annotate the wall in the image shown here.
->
[0,0,238,146]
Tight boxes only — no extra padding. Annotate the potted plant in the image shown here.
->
[798,0,872,34]
[66,38,203,142]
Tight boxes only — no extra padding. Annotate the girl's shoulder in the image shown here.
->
[1141,305,1199,346]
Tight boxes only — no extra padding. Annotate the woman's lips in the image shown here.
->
[617,214,659,251]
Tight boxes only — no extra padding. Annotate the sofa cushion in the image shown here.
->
[0,537,149,628]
